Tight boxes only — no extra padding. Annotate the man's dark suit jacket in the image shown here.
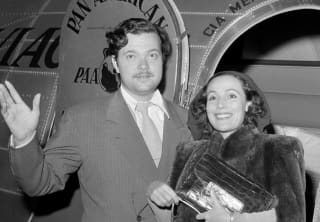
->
[9,90,192,222]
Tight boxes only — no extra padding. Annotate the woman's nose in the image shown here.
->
[217,98,225,108]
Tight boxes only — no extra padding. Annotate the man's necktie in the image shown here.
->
[136,102,162,167]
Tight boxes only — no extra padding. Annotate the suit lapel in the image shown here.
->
[157,115,175,181]
[158,101,188,181]
[105,91,159,182]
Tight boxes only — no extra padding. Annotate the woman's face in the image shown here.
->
[206,75,251,139]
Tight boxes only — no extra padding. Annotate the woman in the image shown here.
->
[148,71,305,222]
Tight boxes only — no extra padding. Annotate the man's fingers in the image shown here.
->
[32,93,41,115]
[196,212,206,220]
[172,192,180,203]
[163,188,179,204]
[154,194,170,206]
[5,81,23,104]
[153,188,179,206]
[148,181,179,207]
[0,91,8,115]
[0,89,6,106]
[156,196,173,207]
[0,83,14,106]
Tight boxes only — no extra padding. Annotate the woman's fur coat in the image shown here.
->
[169,126,306,222]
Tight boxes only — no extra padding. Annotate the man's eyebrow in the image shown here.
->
[147,48,161,53]
[207,90,216,94]
[122,50,136,54]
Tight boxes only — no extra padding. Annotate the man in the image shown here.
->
[0,18,192,222]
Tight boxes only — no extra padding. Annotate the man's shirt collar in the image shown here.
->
[120,86,169,118]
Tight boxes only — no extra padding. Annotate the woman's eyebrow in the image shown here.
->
[226,88,241,94]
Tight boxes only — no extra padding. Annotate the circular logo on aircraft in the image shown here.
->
[59,0,188,112]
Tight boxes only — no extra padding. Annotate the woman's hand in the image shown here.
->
[196,193,234,222]
[147,181,180,208]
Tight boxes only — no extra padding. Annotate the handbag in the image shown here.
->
[175,148,278,214]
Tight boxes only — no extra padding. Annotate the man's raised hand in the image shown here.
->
[0,81,40,146]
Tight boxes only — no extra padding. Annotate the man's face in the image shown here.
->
[206,75,251,138]
[112,32,163,101]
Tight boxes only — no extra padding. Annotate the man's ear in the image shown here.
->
[111,56,120,73]
[245,101,252,112]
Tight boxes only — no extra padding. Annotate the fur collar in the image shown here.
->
[170,126,305,222]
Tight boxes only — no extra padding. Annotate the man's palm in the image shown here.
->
[0,81,40,144]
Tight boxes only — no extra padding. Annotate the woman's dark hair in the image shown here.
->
[188,71,271,139]
[104,18,172,64]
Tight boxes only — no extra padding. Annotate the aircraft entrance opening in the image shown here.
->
[216,9,320,221]
[217,9,320,72]
[214,9,320,129]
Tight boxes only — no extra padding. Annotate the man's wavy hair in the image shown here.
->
[104,18,172,63]
[188,71,271,139]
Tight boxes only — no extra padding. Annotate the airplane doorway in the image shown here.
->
[216,9,320,221]
[215,9,320,128]
[217,9,320,72]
